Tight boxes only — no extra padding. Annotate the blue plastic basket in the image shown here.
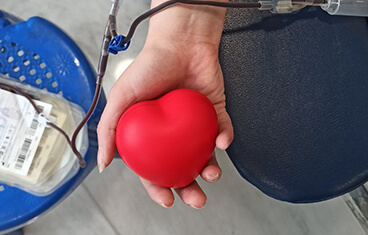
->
[0,11,106,232]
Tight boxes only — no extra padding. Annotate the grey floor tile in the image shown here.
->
[84,149,365,235]
[23,185,117,235]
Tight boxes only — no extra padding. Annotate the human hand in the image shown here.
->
[97,0,233,209]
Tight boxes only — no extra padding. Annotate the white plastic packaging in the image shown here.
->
[0,75,88,196]
[322,0,368,16]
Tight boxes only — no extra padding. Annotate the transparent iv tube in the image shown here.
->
[321,0,368,16]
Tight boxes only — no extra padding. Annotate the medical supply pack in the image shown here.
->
[0,75,88,196]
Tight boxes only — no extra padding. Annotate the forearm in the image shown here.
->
[146,0,228,49]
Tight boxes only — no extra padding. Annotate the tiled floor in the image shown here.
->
[23,150,365,235]
[1,0,366,234]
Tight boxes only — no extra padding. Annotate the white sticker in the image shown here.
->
[0,89,52,176]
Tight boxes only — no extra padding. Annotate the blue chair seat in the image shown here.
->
[0,12,106,232]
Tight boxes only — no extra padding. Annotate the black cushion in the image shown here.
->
[220,7,368,203]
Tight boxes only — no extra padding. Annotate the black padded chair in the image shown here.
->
[220,7,368,203]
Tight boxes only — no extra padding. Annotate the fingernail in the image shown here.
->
[98,163,105,173]
[190,204,203,209]
[206,173,220,182]
[97,149,105,173]
[159,202,172,208]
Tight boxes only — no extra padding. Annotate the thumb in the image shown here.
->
[97,75,138,172]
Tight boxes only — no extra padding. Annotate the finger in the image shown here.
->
[216,109,234,150]
[97,76,138,172]
[200,151,222,183]
[174,181,207,209]
[140,178,175,208]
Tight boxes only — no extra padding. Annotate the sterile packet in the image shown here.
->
[0,75,88,196]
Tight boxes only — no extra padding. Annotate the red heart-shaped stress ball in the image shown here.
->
[115,89,218,188]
